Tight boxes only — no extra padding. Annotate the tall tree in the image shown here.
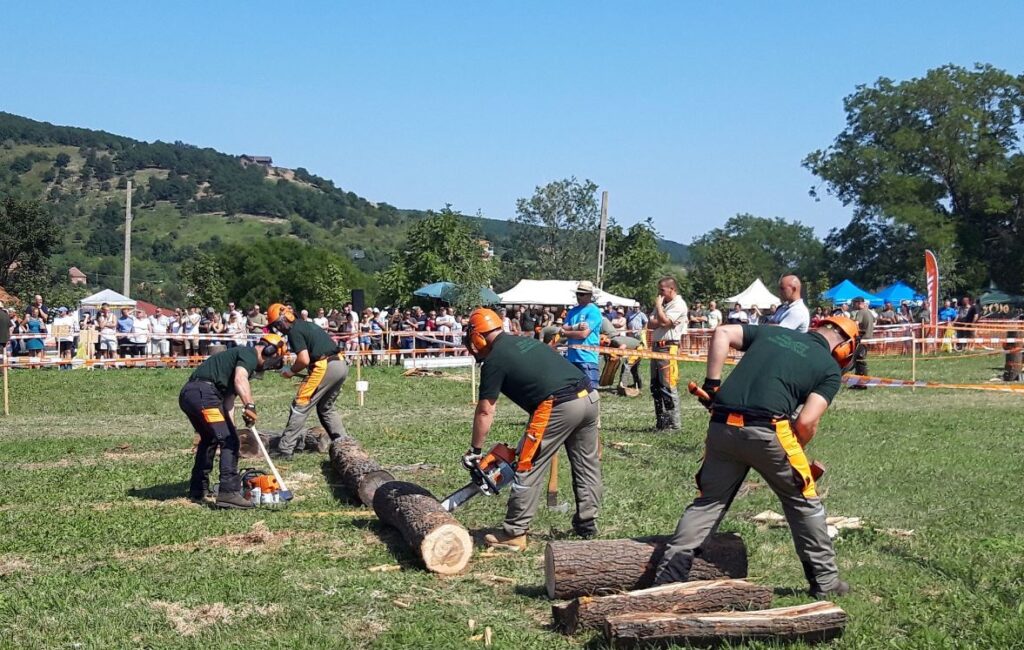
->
[179,253,227,308]
[376,206,494,310]
[506,177,600,281]
[692,214,825,285]
[687,234,755,302]
[604,218,670,306]
[804,64,1024,292]
[0,196,60,291]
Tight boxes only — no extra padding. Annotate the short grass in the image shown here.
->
[1,355,1022,648]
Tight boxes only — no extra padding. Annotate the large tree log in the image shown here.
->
[328,436,396,505]
[552,579,772,634]
[605,601,847,648]
[372,480,473,575]
[545,533,747,600]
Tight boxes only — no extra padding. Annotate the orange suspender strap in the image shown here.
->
[517,398,554,472]
[296,359,328,406]
[773,419,817,498]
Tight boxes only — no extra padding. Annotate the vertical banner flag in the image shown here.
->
[925,250,939,338]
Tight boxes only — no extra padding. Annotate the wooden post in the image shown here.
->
[356,353,364,407]
[2,348,9,416]
[911,334,917,391]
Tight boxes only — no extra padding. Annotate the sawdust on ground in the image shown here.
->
[15,448,191,471]
[118,521,354,561]
[148,600,281,636]
[0,555,33,576]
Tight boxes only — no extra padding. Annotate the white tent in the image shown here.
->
[79,288,136,309]
[725,279,781,309]
[499,280,639,308]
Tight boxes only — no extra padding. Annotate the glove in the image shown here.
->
[242,403,258,426]
[462,447,483,470]
[698,377,721,410]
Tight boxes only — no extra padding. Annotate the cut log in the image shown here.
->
[372,480,473,575]
[551,579,772,634]
[604,601,847,648]
[328,436,396,505]
[545,533,747,600]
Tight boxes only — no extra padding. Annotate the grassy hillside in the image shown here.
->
[0,112,688,304]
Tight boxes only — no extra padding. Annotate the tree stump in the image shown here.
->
[545,533,747,600]
[372,480,473,575]
[1003,331,1021,381]
[604,601,847,648]
[552,579,772,634]
[328,436,396,505]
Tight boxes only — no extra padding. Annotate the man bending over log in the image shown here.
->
[463,308,602,551]
[653,317,860,599]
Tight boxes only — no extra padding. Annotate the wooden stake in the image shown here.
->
[546,453,559,507]
[911,335,917,392]
[2,348,9,416]
[356,353,364,407]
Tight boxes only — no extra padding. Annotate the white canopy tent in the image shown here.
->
[79,288,136,310]
[499,280,639,308]
[724,279,781,309]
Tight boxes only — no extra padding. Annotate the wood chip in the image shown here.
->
[468,634,483,642]
[292,510,372,518]
[468,619,476,631]
[484,626,492,647]
[609,441,652,450]
[392,599,410,609]
[368,564,402,573]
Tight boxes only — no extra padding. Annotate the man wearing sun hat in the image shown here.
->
[558,280,604,389]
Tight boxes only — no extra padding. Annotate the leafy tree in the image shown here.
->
[687,234,755,302]
[54,152,71,168]
[804,64,1024,292]
[377,206,494,310]
[179,252,227,308]
[507,177,600,281]
[604,218,670,306]
[0,196,60,291]
[821,213,922,290]
[692,214,825,285]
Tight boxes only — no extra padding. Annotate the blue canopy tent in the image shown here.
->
[413,282,500,305]
[820,279,884,307]
[875,281,925,305]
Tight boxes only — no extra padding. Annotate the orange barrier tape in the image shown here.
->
[842,374,1024,393]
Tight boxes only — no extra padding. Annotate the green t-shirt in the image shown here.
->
[610,335,641,349]
[0,310,10,346]
[715,325,841,417]
[190,347,258,396]
[852,308,875,339]
[287,319,340,362]
[479,333,586,413]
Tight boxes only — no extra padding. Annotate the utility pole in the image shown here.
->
[123,180,132,297]
[596,190,608,288]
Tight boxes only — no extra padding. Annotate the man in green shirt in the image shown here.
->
[463,308,602,551]
[268,303,349,459]
[653,317,859,599]
[180,334,286,508]
[849,296,875,388]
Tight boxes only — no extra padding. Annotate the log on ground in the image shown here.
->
[545,533,747,600]
[328,436,396,505]
[552,579,772,634]
[605,601,847,648]
[372,480,472,575]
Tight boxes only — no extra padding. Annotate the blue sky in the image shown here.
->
[2,2,1022,243]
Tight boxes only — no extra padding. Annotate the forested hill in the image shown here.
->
[0,112,687,303]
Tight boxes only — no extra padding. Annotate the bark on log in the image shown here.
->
[551,579,772,634]
[372,480,473,575]
[1004,331,1021,381]
[328,436,396,505]
[545,533,747,600]
[605,601,847,648]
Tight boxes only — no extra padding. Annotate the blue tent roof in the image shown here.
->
[875,281,924,305]
[820,279,884,307]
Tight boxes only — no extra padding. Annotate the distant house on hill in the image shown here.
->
[135,299,175,317]
[240,155,273,168]
[68,267,87,286]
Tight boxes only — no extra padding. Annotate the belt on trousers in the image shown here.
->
[189,378,224,398]
[550,379,590,405]
[710,410,784,428]
[653,340,679,348]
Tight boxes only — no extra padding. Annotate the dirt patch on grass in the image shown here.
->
[15,449,190,471]
[118,522,333,561]
[0,555,33,576]
[148,600,281,636]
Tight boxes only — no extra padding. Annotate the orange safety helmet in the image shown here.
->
[466,308,504,357]
[267,303,295,325]
[816,316,860,369]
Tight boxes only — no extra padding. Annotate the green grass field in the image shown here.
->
[1,354,1022,648]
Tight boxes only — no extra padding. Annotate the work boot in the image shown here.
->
[215,492,255,510]
[809,580,850,600]
[483,530,527,551]
[270,449,293,461]
[573,524,598,540]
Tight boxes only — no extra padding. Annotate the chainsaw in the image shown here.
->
[687,381,826,480]
[440,443,517,513]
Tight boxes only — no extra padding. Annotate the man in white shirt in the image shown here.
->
[648,277,688,431]
[130,309,151,357]
[149,311,170,356]
[313,308,330,331]
[53,307,79,360]
[768,275,811,333]
[727,303,749,324]
[706,301,723,329]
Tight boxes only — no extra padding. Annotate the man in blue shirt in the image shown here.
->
[560,281,604,388]
[627,305,648,337]
[938,299,958,322]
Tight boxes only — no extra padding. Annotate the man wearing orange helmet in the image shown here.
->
[464,308,602,550]
[653,317,859,599]
[180,334,287,509]
[267,303,349,459]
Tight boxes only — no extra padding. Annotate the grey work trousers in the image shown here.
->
[503,390,603,536]
[658,420,841,591]
[278,357,349,454]
[650,342,680,428]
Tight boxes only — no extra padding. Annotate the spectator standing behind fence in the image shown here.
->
[53,307,78,362]
[116,308,134,357]
[560,281,603,388]
[96,303,117,359]
[226,312,246,348]
[955,296,980,351]
[313,308,329,331]
[24,306,47,360]
[131,309,150,357]
[706,300,723,330]
[248,304,267,341]
[727,303,749,324]
[849,296,875,388]
[877,301,897,326]
[626,304,648,337]
[31,294,49,322]
[768,275,810,333]
[648,277,688,431]
[150,311,170,357]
